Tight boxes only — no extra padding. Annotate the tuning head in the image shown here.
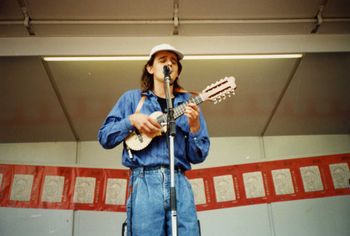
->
[201,76,237,103]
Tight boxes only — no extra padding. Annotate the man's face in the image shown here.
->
[147,51,179,83]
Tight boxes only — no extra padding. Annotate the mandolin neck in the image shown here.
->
[157,95,203,123]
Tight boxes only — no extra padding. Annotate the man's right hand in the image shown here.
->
[129,113,161,137]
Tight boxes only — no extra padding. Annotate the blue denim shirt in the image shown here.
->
[98,89,210,171]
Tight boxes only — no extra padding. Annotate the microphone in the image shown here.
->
[163,65,171,81]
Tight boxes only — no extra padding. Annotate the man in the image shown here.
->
[98,43,210,236]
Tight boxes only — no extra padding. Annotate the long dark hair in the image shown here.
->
[140,53,183,93]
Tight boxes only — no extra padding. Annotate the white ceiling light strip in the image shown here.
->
[43,56,149,61]
[43,54,303,61]
[184,54,303,60]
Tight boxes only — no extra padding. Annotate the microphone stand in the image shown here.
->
[163,65,178,236]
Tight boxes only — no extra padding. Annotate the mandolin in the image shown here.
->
[125,76,237,151]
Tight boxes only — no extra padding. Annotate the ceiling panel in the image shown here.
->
[180,58,300,136]
[27,0,172,20]
[180,0,320,19]
[0,57,75,142]
[0,1,349,143]
[46,60,144,140]
[318,22,350,34]
[265,53,350,135]
[0,54,349,142]
[30,24,174,37]
[323,0,350,17]
[0,0,22,19]
[1,0,348,37]
[0,25,28,37]
[179,22,315,36]
[43,58,300,140]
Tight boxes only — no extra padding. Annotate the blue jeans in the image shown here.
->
[127,166,200,236]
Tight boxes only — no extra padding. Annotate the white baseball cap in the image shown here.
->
[149,43,184,60]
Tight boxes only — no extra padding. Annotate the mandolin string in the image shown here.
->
[157,96,203,124]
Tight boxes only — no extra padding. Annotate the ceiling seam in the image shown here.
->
[172,0,180,35]
[260,56,303,137]
[2,17,350,25]
[16,0,35,36]
[311,0,329,34]
[41,59,80,142]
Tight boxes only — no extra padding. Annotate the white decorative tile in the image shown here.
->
[272,169,295,195]
[189,178,206,205]
[213,175,236,202]
[300,166,324,192]
[10,174,34,201]
[73,177,96,204]
[41,175,65,203]
[329,163,350,189]
[105,178,127,205]
[243,171,265,198]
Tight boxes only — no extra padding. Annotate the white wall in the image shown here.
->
[198,196,350,236]
[2,134,349,168]
[270,196,350,236]
[1,134,350,236]
[0,207,74,236]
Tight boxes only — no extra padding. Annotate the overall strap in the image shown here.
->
[126,95,146,160]
[175,87,198,96]
[135,95,146,113]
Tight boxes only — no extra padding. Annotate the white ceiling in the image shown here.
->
[0,0,349,143]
